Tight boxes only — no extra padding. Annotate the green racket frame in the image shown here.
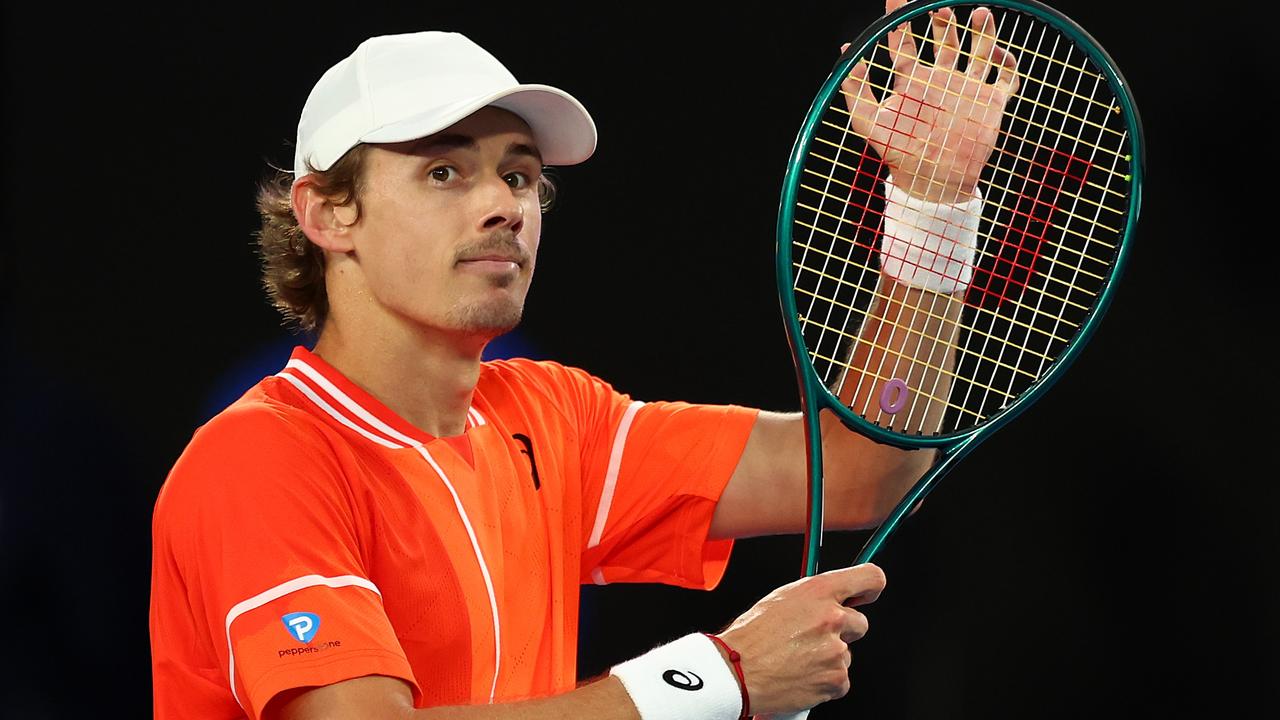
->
[776,0,1144,576]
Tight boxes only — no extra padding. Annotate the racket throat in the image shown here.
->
[799,398,827,577]
[853,435,979,566]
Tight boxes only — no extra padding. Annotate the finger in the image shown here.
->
[841,60,879,132]
[839,607,870,643]
[929,7,961,70]
[840,42,851,54]
[967,7,998,81]
[885,0,909,13]
[992,44,1021,95]
[885,20,918,76]
[842,583,884,609]
[823,563,887,605]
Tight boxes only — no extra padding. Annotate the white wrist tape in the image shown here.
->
[610,633,742,720]
[879,175,984,294]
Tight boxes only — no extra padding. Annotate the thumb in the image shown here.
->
[840,59,879,133]
[822,563,887,606]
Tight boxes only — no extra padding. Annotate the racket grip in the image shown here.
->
[759,711,810,720]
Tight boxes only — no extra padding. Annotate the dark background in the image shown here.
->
[2,1,1275,717]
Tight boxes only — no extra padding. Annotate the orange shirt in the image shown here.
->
[150,346,759,719]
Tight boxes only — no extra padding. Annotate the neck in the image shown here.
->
[312,314,487,438]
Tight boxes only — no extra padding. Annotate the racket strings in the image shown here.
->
[797,177,1107,299]
[808,347,990,421]
[794,87,883,415]
[798,308,1038,392]
[819,11,1100,409]
[841,54,1126,144]
[809,133,1126,230]
[791,230,1081,348]
[950,15,1125,433]
[791,5,1131,436]
[793,217,1090,349]
[823,98,1129,180]
[801,163,1121,336]
[877,16,1119,124]
[833,23,1131,208]
[842,21,976,433]
[945,17,1113,434]
[792,264,1059,367]
[829,79,1128,176]
[954,17,1083,427]
[975,15,1130,419]
[900,21,1111,102]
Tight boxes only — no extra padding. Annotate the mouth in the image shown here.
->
[455,253,527,276]
[454,232,530,276]
[457,253,524,267]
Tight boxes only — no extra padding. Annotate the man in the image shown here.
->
[151,3,1015,718]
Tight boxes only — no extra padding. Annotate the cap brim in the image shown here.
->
[360,84,597,166]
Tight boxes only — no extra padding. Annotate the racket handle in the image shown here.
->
[760,711,810,720]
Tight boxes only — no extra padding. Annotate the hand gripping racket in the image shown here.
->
[773,1,1142,716]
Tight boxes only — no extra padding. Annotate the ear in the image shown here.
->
[291,176,358,253]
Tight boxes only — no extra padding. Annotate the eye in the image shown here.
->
[505,172,531,190]
[429,166,458,183]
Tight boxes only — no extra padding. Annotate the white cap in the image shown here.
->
[293,31,597,181]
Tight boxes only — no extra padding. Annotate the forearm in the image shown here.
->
[820,276,965,526]
[413,677,639,720]
[268,675,640,720]
[838,277,964,434]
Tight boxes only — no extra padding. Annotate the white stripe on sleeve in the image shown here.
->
[586,401,645,550]
[224,574,381,710]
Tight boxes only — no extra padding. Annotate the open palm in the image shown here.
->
[841,5,1020,203]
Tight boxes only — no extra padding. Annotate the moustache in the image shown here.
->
[454,231,531,268]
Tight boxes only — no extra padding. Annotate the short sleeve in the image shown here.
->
[579,397,758,589]
[501,361,759,590]
[150,403,421,719]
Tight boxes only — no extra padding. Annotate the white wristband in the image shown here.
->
[610,633,742,720]
[879,175,984,294]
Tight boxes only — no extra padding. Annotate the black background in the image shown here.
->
[2,1,1275,717]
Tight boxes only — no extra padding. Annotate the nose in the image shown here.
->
[477,175,525,236]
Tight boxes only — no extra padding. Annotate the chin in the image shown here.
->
[446,297,524,337]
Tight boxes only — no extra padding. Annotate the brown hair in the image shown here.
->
[254,145,559,333]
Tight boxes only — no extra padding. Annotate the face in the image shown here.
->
[340,106,545,340]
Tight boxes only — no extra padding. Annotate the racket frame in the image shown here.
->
[776,0,1145,575]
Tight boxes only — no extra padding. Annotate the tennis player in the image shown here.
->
[151,3,1013,717]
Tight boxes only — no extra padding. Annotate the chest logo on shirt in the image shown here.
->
[282,612,321,643]
[512,433,542,490]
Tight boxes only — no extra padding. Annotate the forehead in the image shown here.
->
[448,106,535,137]
[419,106,537,153]
[366,107,543,174]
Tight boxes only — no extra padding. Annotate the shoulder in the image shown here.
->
[154,382,345,526]
[479,357,625,405]
[176,382,334,472]
[478,358,634,427]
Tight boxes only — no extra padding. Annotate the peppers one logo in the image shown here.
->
[282,612,321,643]
[277,611,341,658]
[662,669,704,691]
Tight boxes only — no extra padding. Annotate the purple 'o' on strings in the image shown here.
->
[879,379,909,415]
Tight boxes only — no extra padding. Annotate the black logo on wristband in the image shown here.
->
[662,669,704,691]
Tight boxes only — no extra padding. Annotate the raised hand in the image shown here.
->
[841,3,1020,203]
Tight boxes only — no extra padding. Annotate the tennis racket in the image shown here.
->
[773,1,1141,715]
